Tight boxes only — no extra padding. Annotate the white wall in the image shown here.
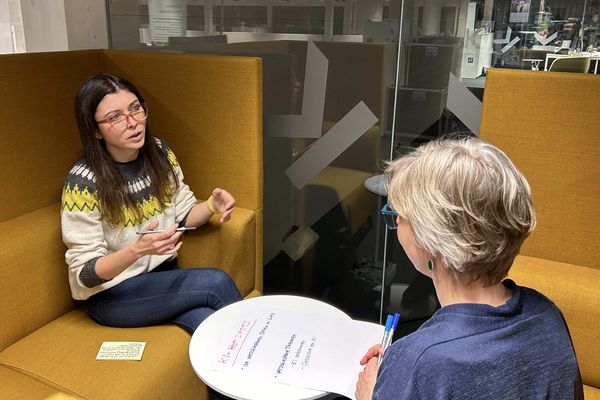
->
[20,0,69,52]
[64,0,108,50]
[7,0,26,52]
[0,0,13,53]
[18,0,107,52]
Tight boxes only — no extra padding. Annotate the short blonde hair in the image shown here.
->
[385,137,536,285]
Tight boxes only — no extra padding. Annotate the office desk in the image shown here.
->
[189,295,350,400]
[545,53,600,73]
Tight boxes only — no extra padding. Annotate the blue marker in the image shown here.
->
[384,313,400,350]
[378,315,393,365]
[385,314,393,330]
[391,313,400,332]
[380,315,393,349]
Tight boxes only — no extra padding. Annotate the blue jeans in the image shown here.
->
[82,259,242,334]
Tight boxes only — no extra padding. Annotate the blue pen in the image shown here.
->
[380,315,393,348]
[384,313,400,350]
[378,315,393,366]
[391,313,400,333]
[386,313,400,349]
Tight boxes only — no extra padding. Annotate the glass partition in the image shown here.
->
[106,0,599,341]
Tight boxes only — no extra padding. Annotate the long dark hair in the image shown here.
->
[74,73,178,226]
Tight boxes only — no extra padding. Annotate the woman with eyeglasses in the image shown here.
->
[61,73,242,335]
[356,137,583,399]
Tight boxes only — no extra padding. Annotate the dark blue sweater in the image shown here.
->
[374,280,583,399]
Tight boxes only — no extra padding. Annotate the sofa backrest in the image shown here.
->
[0,51,100,222]
[480,68,600,270]
[102,50,264,293]
[101,50,263,212]
[0,49,263,351]
[0,51,101,352]
[167,40,389,124]
[480,68,600,391]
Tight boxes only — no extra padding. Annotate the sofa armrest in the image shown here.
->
[177,206,260,297]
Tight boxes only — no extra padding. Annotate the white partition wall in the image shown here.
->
[19,0,69,51]
[64,0,108,50]
[0,0,25,53]
[5,0,107,52]
[0,0,13,53]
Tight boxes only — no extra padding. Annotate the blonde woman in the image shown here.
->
[356,137,583,399]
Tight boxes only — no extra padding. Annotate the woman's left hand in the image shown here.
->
[356,357,378,400]
[211,188,235,223]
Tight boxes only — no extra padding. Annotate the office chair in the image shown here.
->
[548,56,591,73]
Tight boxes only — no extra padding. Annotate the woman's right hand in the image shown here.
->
[133,221,183,257]
[360,344,384,366]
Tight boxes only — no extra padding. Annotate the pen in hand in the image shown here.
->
[378,313,400,366]
[384,313,400,349]
[136,227,197,235]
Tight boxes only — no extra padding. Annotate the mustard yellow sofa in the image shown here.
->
[480,68,599,399]
[0,50,263,399]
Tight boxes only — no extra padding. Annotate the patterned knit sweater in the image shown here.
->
[61,139,197,300]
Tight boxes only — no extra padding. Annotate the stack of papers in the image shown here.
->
[207,307,384,399]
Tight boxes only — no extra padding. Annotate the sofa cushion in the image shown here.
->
[0,309,205,400]
[0,204,74,352]
[583,385,600,400]
[0,366,84,400]
[585,385,600,400]
[507,255,600,390]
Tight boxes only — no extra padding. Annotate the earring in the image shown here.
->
[428,260,433,271]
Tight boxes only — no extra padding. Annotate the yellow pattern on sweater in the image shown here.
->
[61,184,168,227]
